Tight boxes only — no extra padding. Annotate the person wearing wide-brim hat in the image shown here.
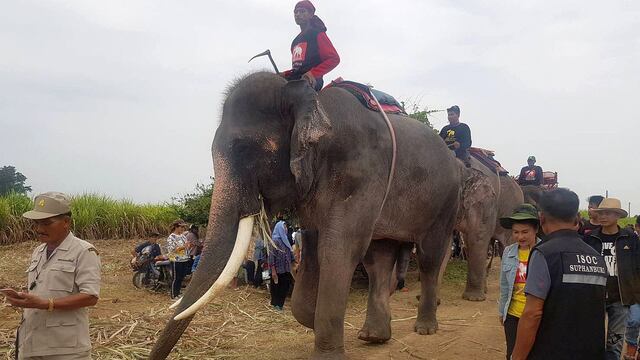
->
[498,203,541,360]
[583,198,640,360]
[4,192,101,360]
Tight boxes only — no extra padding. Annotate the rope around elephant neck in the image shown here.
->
[368,87,397,221]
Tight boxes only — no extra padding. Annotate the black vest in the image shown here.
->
[288,29,322,80]
[528,229,606,360]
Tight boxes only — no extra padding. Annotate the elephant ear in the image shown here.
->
[284,80,332,199]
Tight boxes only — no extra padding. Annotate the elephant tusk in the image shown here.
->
[168,297,182,309]
[173,216,255,321]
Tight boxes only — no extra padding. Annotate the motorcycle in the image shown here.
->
[131,244,173,292]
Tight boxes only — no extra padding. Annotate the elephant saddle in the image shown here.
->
[325,78,406,114]
[469,147,509,176]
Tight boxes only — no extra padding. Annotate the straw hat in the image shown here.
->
[593,198,628,218]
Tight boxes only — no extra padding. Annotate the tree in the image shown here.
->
[0,166,32,196]
[172,178,214,226]
[401,101,443,129]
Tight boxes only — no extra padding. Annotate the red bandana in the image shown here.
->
[295,0,316,13]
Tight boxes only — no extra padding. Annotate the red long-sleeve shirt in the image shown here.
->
[284,31,340,79]
[307,32,340,78]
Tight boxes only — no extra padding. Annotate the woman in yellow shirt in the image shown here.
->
[498,204,540,360]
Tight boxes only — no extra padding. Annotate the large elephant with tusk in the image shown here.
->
[149,72,462,360]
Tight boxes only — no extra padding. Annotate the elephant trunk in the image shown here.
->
[148,181,253,359]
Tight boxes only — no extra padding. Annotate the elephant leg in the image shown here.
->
[292,230,319,329]
[414,211,456,335]
[311,217,371,360]
[358,239,400,343]
[462,203,496,301]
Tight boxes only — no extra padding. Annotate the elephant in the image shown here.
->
[149,72,463,360]
[422,158,523,301]
[454,161,524,301]
[388,159,524,303]
[521,184,544,208]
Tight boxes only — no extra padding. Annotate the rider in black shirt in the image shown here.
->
[439,105,472,167]
[518,156,544,186]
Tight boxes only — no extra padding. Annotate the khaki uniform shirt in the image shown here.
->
[18,232,101,358]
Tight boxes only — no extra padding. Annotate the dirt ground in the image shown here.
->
[0,239,505,359]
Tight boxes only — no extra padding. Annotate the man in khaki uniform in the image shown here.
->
[5,192,101,360]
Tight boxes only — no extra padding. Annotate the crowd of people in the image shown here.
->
[498,190,640,360]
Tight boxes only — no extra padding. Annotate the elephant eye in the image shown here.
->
[231,138,258,160]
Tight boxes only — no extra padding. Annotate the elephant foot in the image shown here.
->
[311,350,346,360]
[357,323,391,343]
[462,290,486,301]
[414,319,438,335]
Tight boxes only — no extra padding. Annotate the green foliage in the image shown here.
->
[172,178,214,226]
[402,102,441,129]
[0,193,179,245]
[443,259,467,286]
[0,193,35,244]
[0,166,32,196]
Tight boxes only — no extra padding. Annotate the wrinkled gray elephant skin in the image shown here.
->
[455,163,523,301]
[148,72,462,360]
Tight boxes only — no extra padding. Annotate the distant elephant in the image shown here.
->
[521,184,544,208]
[449,159,523,301]
[149,72,462,360]
[392,160,523,302]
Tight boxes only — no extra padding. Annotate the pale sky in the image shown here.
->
[2,1,639,213]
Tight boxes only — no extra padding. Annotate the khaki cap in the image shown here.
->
[593,198,628,218]
[23,192,72,220]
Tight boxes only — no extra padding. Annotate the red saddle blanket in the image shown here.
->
[325,78,406,114]
[469,148,508,175]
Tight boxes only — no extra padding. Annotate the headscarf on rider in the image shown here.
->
[295,0,327,32]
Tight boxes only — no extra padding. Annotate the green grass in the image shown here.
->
[0,193,180,245]
[443,259,467,286]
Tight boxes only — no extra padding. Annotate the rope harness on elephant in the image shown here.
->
[368,87,397,220]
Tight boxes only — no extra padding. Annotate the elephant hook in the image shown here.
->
[248,49,280,74]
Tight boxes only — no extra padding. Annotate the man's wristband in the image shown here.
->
[47,298,54,312]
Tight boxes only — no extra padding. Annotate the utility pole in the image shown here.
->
[629,202,631,217]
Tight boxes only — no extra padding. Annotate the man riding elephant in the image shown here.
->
[282,1,340,91]
[439,105,472,168]
[517,156,543,186]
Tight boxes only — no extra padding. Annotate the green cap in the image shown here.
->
[22,192,72,220]
[500,203,539,229]
[528,155,536,162]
